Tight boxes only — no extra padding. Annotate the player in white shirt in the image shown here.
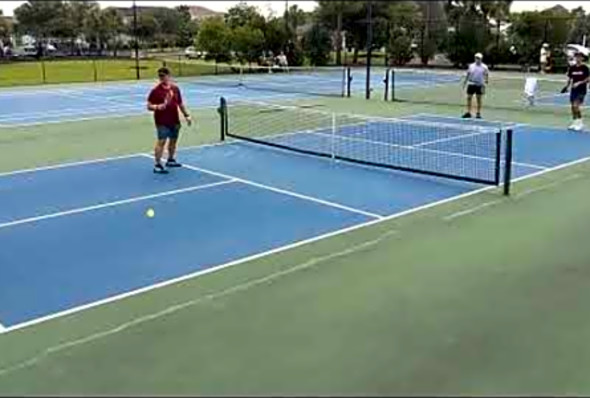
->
[276,51,289,72]
[523,76,538,106]
[540,43,549,74]
[462,53,489,119]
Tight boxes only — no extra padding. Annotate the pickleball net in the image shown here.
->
[163,61,351,97]
[386,68,569,116]
[218,98,514,191]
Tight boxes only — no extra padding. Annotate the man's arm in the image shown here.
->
[147,102,165,111]
[176,88,192,125]
[462,70,470,88]
[147,90,166,111]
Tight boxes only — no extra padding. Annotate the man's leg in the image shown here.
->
[165,125,182,167]
[153,138,168,173]
[463,93,473,117]
[476,93,483,117]
[155,139,166,164]
[168,138,177,160]
[569,101,580,130]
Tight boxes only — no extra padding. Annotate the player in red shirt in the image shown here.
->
[147,67,192,174]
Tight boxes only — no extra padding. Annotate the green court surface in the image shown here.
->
[0,59,164,86]
[1,94,590,395]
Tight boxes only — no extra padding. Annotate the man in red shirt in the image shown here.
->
[147,67,192,174]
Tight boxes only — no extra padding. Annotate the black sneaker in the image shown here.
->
[476,113,482,119]
[166,159,182,168]
[462,112,472,118]
[153,163,169,174]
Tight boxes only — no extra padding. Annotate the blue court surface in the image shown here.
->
[2,108,590,332]
[0,80,304,127]
[0,69,464,127]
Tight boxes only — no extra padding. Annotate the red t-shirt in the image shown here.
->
[147,83,183,126]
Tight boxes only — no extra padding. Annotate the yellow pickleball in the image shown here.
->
[146,208,155,218]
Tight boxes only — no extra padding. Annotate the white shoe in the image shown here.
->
[570,119,584,131]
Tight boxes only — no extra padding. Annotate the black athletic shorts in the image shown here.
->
[466,84,484,95]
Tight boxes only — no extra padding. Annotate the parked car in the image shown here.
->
[184,46,205,59]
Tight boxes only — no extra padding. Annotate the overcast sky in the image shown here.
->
[2,1,590,17]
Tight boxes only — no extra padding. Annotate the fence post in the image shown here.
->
[41,59,47,84]
[93,58,98,82]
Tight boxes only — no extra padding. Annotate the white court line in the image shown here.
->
[0,104,217,128]
[0,111,144,128]
[0,229,398,376]
[0,138,237,178]
[410,113,524,129]
[306,128,547,171]
[3,153,590,335]
[0,179,236,230]
[413,131,494,147]
[55,89,139,107]
[0,322,5,333]
[443,172,585,221]
[0,153,144,177]
[138,154,383,220]
[0,182,495,335]
[443,199,504,221]
[0,104,141,122]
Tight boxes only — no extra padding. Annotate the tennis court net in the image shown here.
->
[387,68,570,116]
[163,61,351,97]
[219,97,514,190]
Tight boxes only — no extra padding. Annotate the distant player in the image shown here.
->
[562,51,590,131]
[147,67,192,174]
[523,76,538,106]
[462,52,489,119]
[540,43,550,74]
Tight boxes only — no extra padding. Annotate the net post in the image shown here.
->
[383,68,390,101]
[503,129,513,196]
[390,68,395,101]
[346,67,352,97]
[218,97,227,141]
[494,130,501,185]
[331,112,337,160]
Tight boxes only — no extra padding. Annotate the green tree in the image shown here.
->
[134,9,158,49]
[316,1,363,64]
[231,25,265,65]
[415,1,448,65]
[14,0,65,56]
[445,1,492,67]
[0,11,13,45]
[196,16,231,62]
[508,7,574,67]
[386,2,422,66]
[225,3,265,31]
[285,4,308,36]
[151,8,181,49]
[88,7,124,55]
[302,22,332,66]
[175,5,199,48]
[264,17,289,55]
